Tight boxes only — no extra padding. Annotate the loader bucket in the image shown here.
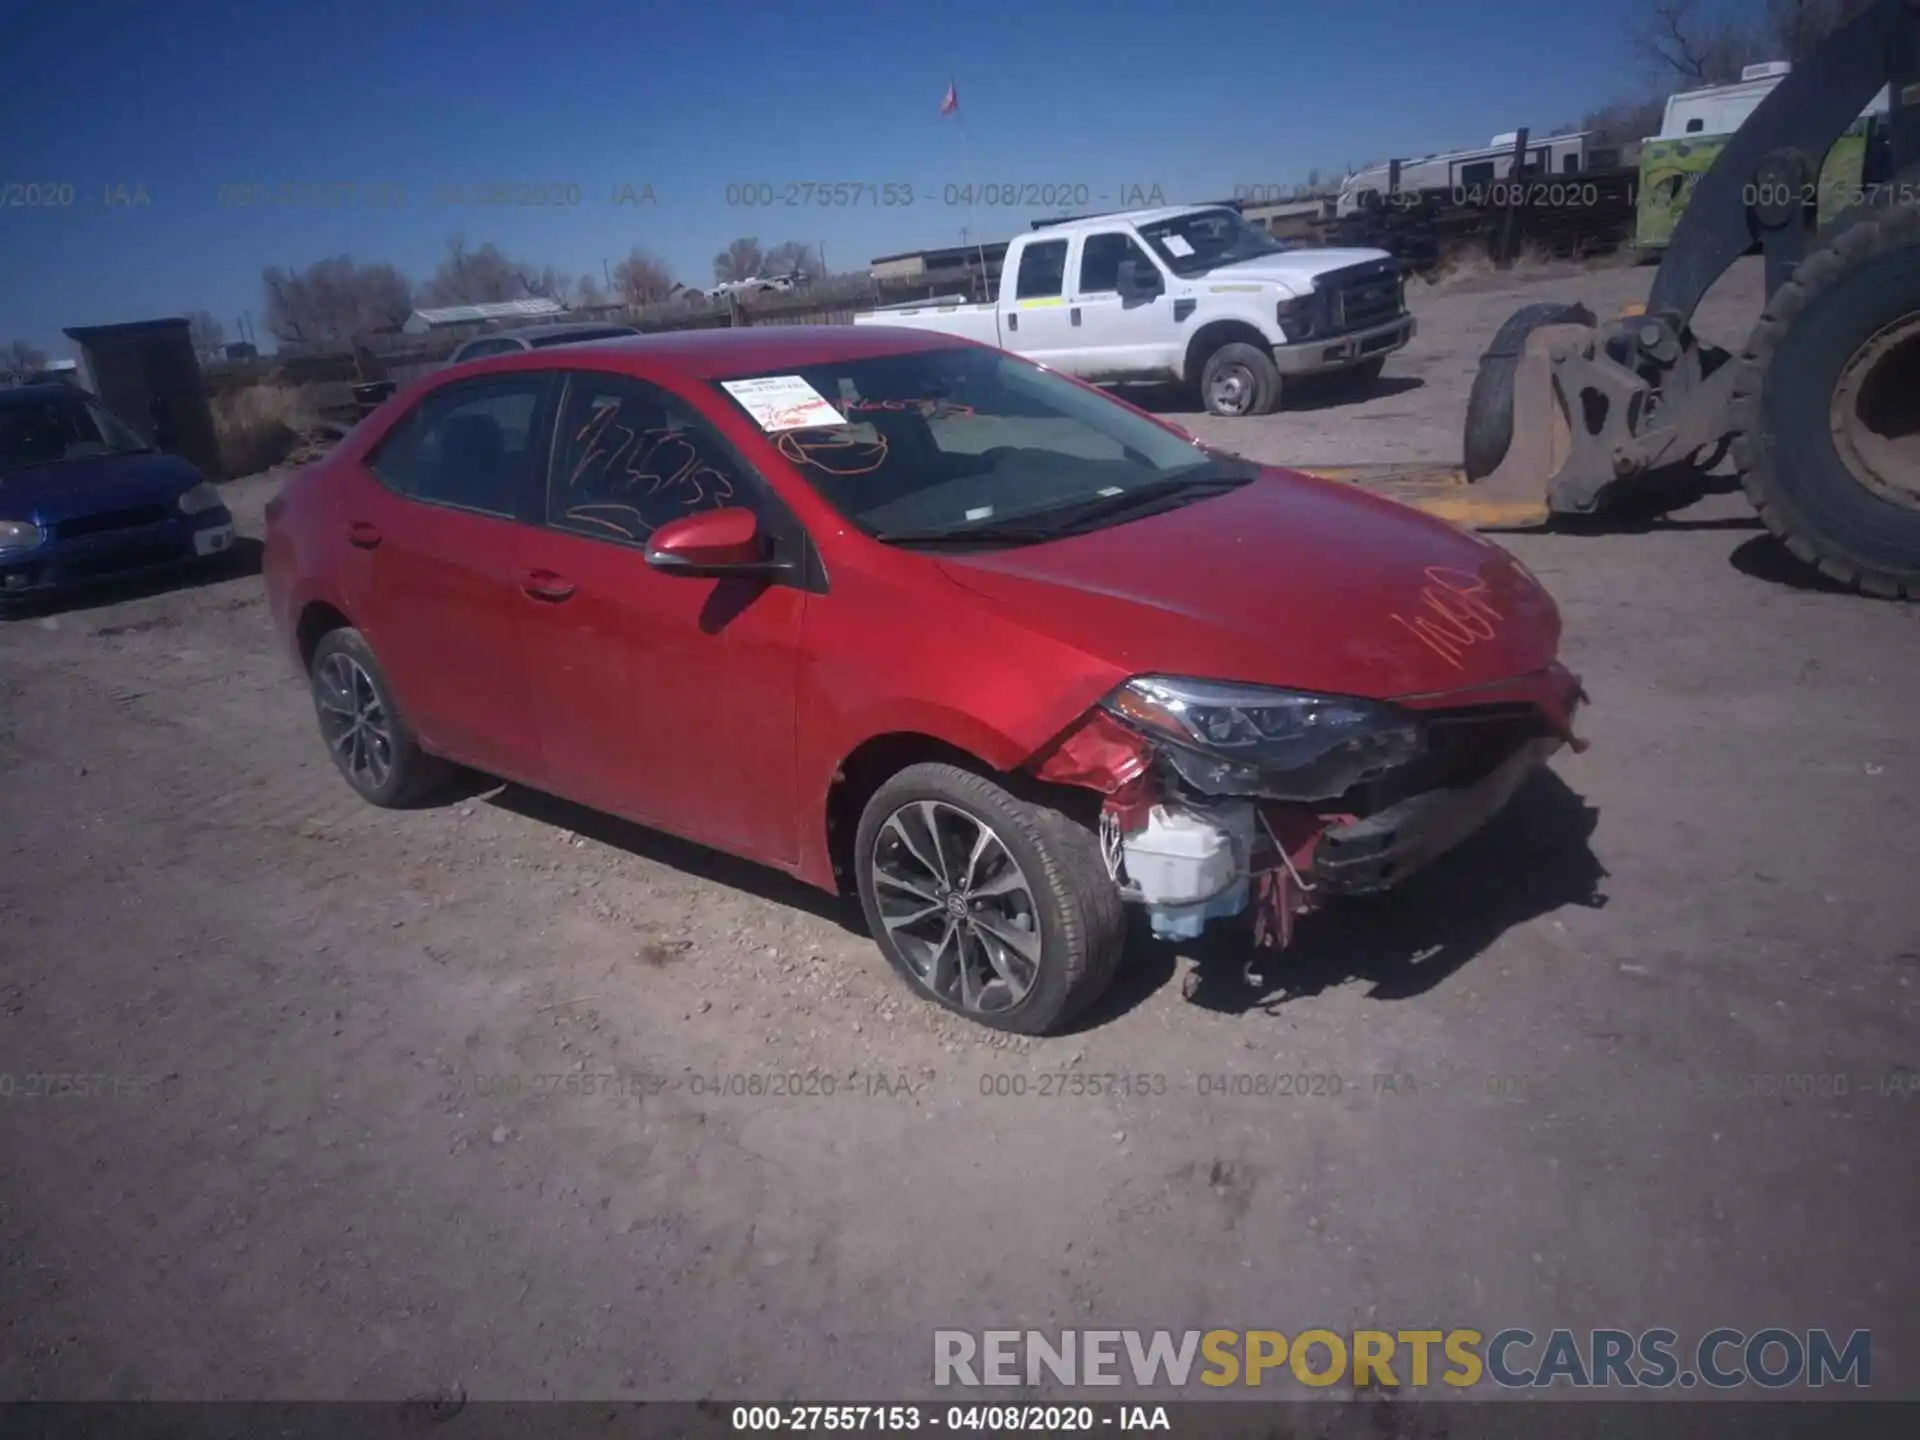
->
[1299,320,1592,532]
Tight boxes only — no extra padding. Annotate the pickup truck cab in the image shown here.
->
[854,205,1415,416]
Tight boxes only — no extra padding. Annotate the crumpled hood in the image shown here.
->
[0,452,205,525]
[936,469,1563,701]
[1198,249,1392,295]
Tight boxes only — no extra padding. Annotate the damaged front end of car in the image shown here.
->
[1026,667,1587,952]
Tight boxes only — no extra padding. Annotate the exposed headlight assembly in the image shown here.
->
[1275,295,1318,340]
[177,480,225,515]
[1104,675,1424,802]
[0,519,46,557]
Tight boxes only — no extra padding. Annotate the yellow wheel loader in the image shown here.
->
[1308,0,1920,599]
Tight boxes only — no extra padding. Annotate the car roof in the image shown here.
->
[509,321,642,341]
[0,381,90,407]
[480,325,976,380]
[1031,205,1225,237]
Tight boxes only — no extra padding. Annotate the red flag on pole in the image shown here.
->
[940,80,958,115]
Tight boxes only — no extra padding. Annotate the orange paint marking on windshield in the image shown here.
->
[776,428,890,476]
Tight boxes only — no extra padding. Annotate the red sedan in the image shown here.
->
[264,327,1584,1034]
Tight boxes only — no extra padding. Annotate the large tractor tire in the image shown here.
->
[1463,302,1596,480]
[1729,203,1920,598]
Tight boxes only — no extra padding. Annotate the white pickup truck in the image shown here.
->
[853,204,1414,417]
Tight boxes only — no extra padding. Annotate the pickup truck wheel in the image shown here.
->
[1349,356,1388,385]
[1200,343,1281,417]
[855,764,1125,1035]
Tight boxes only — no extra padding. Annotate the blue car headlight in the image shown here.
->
[1104,674,1425,802]
[177,481,225,515]
[0,519,46,557]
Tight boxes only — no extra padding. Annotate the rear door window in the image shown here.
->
[1014,240,1068,300]
[365,374,553,518]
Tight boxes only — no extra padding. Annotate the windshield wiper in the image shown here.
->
[872,466,1255,548]
[1027,471,1253,535]
[871,522,1064,547]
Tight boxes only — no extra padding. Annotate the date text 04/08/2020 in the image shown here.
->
[720,182,1168,208]
[728,1404,1169,1431]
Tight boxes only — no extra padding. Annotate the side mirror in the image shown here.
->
[1116,258,1164,301]
[645,506,793,580]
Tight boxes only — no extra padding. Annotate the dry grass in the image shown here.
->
[1408,238,1626,304]
[213,384,322,478]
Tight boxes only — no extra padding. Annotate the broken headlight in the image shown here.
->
[1103,675,1424,802]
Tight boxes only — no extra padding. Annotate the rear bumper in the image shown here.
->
[1311,734,1559,894]
[0,513,235,601]
[1273,315,1416,375]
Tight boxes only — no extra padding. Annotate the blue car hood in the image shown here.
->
[0,452,205,525]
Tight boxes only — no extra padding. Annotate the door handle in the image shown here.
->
[520,569,575,602]
[346,521,383,549]
[1070,307,1081,325]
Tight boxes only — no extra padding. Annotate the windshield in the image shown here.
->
[0,391,153,474]
[1137,207,1290,278]
[713,345,1251,545]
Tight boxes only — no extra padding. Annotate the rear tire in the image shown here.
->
[308,627,453,807]
[1729,203,1920,599]
[1199,342,1282,417]
[854,763,1125,1035]
[1463,301,1596,479]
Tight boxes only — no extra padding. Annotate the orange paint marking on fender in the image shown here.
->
[1389,566,1506,671]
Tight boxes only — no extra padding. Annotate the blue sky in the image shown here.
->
[4,0,1652,355]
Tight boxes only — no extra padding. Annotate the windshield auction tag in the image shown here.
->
[1161,234,1195,257]
[720,375,848,432]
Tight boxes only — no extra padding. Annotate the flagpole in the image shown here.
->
[947,78,991,301]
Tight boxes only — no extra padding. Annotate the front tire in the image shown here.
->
[1200,342,1282,417]
[1729,203,1920,598]
[308,627,452,807]
[854,763,1125,1035]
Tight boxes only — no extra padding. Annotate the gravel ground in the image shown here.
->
[2,257,1916,1406]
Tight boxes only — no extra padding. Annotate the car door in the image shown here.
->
[1068,230,1182,380]
[513,370,808,865]
[1000,237,1079,370]
[341,372,555,777]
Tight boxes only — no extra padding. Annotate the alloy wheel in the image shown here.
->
[870,800,1043,1015]
[314,652,395,792]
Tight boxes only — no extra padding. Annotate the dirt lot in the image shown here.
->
[3,257,1917,1406]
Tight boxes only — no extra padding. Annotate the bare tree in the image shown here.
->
[1581,94,1668,144]
[762,240,821,278]
[712,237,765,284]
[575,274,606,308]
[186,310,227,360]
[3,339,50,377]
[1762,0,1874,59]
[612,248,676,306]
[1632,0,1762,83]
[418,238,540,308]
[516,265,576,305]
[261,257,413,349]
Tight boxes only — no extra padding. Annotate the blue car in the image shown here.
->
[0,382,235,605]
